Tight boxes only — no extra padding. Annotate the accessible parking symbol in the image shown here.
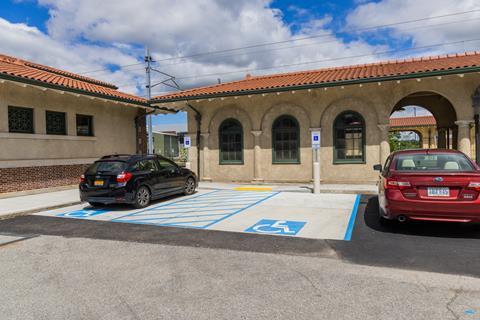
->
[245,219,306,236]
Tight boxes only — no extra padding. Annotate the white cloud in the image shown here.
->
[6,0,473,97]
[346,0,480,56]
[4,0,386,95]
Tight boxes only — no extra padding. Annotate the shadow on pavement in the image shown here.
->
[83,192,198,211]
[329,195,480,277]
[364,196,480,239]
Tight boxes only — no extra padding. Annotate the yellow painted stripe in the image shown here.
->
[233,187,273,192]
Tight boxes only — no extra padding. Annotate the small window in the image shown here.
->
[132,159,159,172]
[86,161,128,175]
[333,111,365,164]
[76,114,93,136]
[46,111,66,135]
[8,106,34,133]
[272,115,300,163]
[219,119,243,164]
[157,157,178,171]
[394,153,475,171]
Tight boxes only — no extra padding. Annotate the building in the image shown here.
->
[153,131,180,159]
[0,54,159,193]
[390,116,438,149]
[152,52,480,185]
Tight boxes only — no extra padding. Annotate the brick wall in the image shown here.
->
[0,163,91,193]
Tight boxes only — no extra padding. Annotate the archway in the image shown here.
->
[390,92,457,150]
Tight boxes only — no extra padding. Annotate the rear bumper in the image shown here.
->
[383,190,480,222]
[79,186,135,204]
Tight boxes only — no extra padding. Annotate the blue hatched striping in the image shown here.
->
[114,190,279,228]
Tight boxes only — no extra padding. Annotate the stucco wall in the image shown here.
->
[181,72,480,184]
[0,81,140,165]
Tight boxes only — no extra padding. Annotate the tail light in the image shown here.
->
[385,178,411,190]
[116,172,133,183]
[80,174,85,183]
[467,182,480,192]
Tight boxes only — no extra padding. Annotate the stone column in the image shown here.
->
[200,132,212,181]
[250,130,263,182]
[437,127,447,149]
[455,120,473,157]
[377,124,390,166]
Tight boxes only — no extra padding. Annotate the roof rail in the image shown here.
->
[100,154,132,159]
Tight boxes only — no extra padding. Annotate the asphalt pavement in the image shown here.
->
[0,195,479,277]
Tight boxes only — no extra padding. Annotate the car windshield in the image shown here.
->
[394,153,475,172]
[86,161,128,174]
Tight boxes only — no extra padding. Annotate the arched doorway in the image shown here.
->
[390,92,457,150]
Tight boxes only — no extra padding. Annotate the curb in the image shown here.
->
[198,186,376,195]
[0,201,82,221]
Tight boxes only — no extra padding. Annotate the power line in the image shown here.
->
[114,17,480,89]
[78,62,145,75]
[156,16,480,69]
[153,8,480,63]
[76,9,480,76]
[171,37,480,81]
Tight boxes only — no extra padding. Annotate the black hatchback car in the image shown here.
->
[80,154,197,208]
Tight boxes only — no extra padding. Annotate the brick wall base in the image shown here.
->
[0,164,91,194]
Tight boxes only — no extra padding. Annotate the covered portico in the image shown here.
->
[152,52,480,184]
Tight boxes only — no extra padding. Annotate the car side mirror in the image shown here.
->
[373,164,382,171]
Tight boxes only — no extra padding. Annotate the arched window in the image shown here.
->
[219,119,243,164]
[272,115,300,163]
[333,111,365,163]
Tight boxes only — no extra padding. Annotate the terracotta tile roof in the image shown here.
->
[390,116,436,127]
[153,51,480,102]
[0,54,147,105]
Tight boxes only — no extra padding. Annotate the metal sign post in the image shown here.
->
[311,130,321,194]
[184,136,191,169]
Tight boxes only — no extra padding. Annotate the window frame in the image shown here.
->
[219,118,244,165]
[272,115,301,164]
[45,110,67,135]
[333,111,366,164]
[76,114,94,137]
[8,106,34,134]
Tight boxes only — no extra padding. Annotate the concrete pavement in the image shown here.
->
[0,182,376,219]
[0,234,478,320]
[34,190,360,240]
[0,189,80,219]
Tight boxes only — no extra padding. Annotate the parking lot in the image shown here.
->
[34,189,360,240]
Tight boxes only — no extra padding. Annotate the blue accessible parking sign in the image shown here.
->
[245,219,306,236]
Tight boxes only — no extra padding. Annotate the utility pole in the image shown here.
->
[145,46,154,154]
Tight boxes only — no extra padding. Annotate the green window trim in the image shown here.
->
[219,118,244,165]
[333,111,366,164]
[272,115,301,164]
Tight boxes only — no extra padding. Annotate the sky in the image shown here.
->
[0,0,478,131]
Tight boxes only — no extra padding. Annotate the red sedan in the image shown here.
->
[374,149,480,223]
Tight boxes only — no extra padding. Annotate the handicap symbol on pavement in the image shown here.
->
[245,219,306,235]
[57,208,108,218]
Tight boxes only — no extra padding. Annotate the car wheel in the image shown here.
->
[133,186,151,209]
[184,177,196,195]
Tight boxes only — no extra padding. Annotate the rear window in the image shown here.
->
[86,161,128,174]
[394,153,475,172]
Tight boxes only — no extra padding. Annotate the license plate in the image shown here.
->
[427,187,449,197]
[94,180,104,187]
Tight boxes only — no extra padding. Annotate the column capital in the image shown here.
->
[455,120,474,128]
[250,130,263,137]
[200,132,210,138]
[377,124,390,132]
[308,127,321,132]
